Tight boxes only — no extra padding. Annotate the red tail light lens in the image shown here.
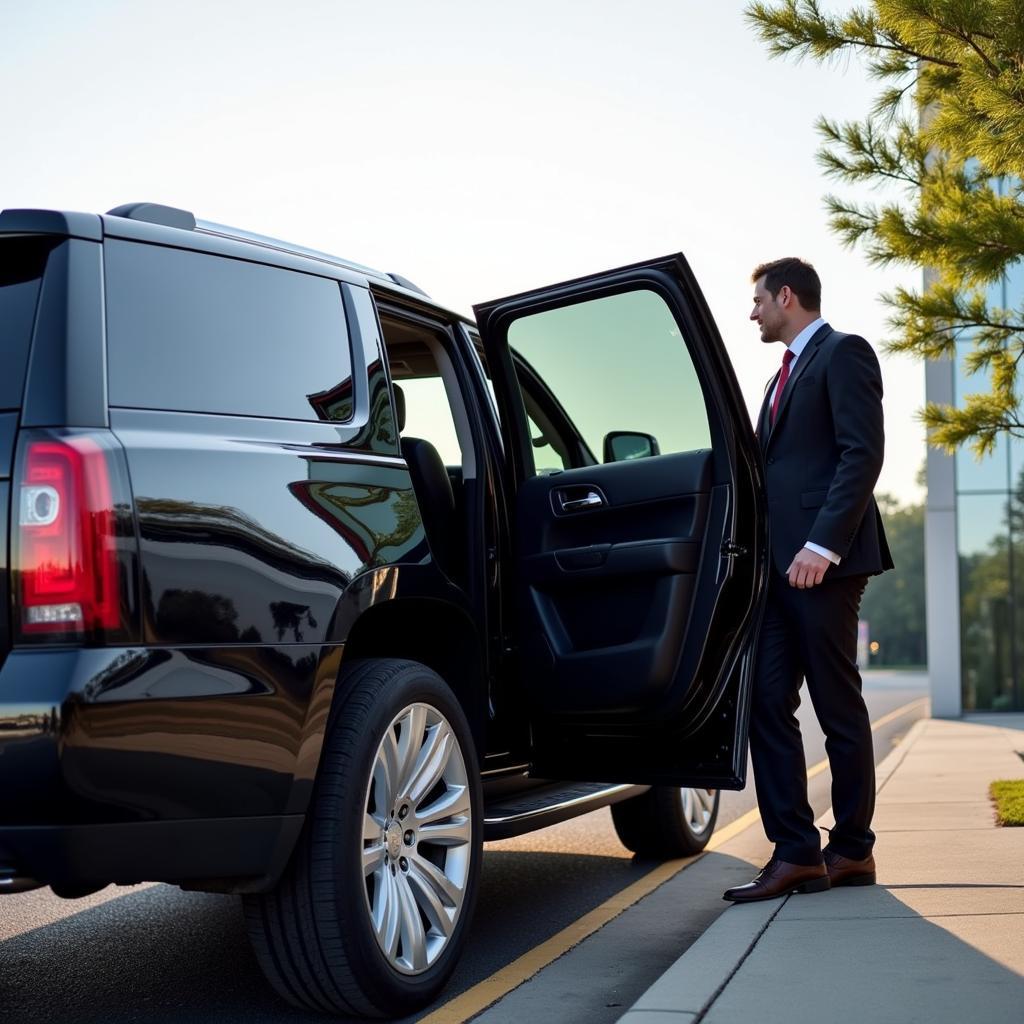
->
[16,436,120,635]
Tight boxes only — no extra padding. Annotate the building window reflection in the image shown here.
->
[951,232,1023,710]
[954,342,1010,493]
[958,494,1016,710]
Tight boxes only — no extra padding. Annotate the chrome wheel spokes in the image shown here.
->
[363,812,386,877]
[681,788,717,836]
[363,702,472,975]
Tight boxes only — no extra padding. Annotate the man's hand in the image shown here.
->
[786,548,831,589]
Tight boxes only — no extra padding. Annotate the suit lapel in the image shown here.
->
[765,323,831,448]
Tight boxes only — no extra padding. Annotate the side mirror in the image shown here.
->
[603,431,661,463]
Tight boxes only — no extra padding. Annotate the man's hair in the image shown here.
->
[751,257,821,312]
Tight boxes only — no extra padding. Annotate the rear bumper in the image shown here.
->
[0,815,303,894]
[0,645,327,822]
[0,645,324,892]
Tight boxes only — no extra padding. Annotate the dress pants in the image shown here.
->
[749,570,875,865]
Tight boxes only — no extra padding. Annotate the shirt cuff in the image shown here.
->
[804,541,841,565]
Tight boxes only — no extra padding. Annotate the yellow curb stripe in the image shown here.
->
[868,696,930,734]
[417,854,703,1024]
[805,696,929,781]
[418,696,928,1024]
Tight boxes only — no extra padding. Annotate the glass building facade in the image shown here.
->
[950,202,1024,710]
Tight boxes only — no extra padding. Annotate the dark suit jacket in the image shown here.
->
[757,323,894,579]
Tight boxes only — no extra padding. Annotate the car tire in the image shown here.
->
[610,786,720,857]
[245,658,483,1018]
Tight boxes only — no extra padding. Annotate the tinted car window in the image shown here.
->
[506,288,712,475]
[0,238,53,410]
[105,241,353,421]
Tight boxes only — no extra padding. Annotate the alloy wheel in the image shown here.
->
[362,702,473,975]
[680,788,717,837]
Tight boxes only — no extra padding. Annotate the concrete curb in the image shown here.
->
[872,715,928,793]
[620,895,784,1021]
[617,716,931,1023]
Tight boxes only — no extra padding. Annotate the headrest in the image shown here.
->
[393,382,406,432]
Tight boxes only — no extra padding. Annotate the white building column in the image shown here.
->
[924,350,962,717]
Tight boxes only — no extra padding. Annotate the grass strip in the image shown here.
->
[989,780,1024,826]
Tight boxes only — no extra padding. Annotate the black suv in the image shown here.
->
[0,203,767,1017]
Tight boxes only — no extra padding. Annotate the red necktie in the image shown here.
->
[770,348,795,425]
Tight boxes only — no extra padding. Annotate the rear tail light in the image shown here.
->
[12,431,134,641]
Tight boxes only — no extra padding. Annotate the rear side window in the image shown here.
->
[0,238,53,410]
[105,241,353,421]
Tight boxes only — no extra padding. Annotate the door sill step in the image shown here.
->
[483,781,646,840]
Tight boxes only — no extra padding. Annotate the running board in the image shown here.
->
[483,782,648,841]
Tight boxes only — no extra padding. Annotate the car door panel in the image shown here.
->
[531,539,701,579]
[516,449,712,714]
[475,255,768,788]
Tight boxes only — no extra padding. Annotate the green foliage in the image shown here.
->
[859,492,926,665]
[989,779,1024,826]
[746,0,1024,455]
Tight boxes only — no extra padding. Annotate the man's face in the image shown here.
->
[749,277,786,344]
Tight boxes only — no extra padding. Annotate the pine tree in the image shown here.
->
[745,0,1024,455]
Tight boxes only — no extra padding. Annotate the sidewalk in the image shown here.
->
[619,714,1024,1024]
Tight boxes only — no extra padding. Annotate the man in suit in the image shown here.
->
[724,257,893,903]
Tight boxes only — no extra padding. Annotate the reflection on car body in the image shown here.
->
[0,202,766,1017]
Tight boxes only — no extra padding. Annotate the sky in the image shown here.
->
[1,0,925,502]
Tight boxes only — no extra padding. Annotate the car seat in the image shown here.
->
[393,383,458,579]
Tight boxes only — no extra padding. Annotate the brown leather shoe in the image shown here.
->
[823,848,876,887]
[722,857,830,903]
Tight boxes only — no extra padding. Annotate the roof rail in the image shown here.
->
[107,203,196,231]
[387,272,429,297]
[104,207,423,294]
[193,219,391,281]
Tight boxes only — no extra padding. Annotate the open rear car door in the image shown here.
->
[475,255,769,789]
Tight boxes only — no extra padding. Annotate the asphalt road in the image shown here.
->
[0,671,928,1024]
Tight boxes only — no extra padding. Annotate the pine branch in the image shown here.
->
[816,115,925,188]
[745,1,961,69]
[871,79,917,122]
[923,397,1024,458]
[913,6,1000,76]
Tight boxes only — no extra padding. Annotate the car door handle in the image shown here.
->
[557,490,605,512]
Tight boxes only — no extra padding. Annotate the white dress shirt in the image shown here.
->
[769,317,840,566]
[768,317,824,407]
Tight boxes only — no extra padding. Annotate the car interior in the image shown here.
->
[377,311,475,587]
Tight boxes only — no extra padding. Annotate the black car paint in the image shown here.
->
[0,208,764,896]
[0,217,485,890]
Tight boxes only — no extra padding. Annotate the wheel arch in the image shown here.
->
[339,596,487,757]
[265,594,486,892]
[244,655,485,1015]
